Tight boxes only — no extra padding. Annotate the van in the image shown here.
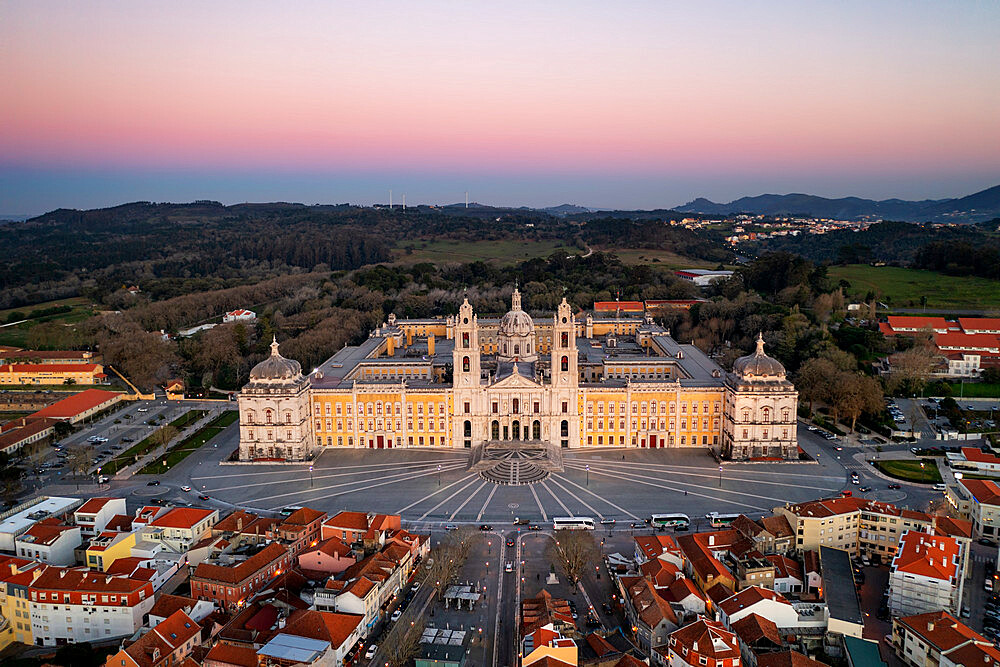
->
[933,483,947,491]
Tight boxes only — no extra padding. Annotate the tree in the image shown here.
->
[795,358,838,413]
[548,530,599,586]
[382,618,426,667]
[888,345,938,396]
[837,374,884,432]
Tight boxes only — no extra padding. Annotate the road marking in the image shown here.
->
[529,484,548,521]
[418,476,484,521]
[538,480,573,515]
[243,463,467,506]
[448,481,489,521]
[190,457,466,481]
[544,476,604,520]
[476,485,499,522]
[571,457,844,484]
[208,461,466,495]
[578,459,842,492]
[564,463,774,511]
[549,473,641,521]
[396,471,484,514]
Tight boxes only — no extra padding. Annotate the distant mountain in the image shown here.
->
[537,204,594,216]
[674,184,1000,223]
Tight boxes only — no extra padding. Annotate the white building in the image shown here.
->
[675,269,735,287]
[73,497,127,538]
[892,610,1000,667]
[140,507,219,553]
[15,523,81,566]
[223,309,257,323]
[889,531,964,617]
[28,567,155,646]
[0,496,82,552]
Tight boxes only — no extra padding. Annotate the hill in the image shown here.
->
[675,184,1000,223]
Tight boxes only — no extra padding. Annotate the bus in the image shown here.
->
[552,517,596,530]
[279,506,303,517]
[649,513,690,530]
[706,512,741,528]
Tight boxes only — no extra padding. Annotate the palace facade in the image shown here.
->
[237,289,797,462]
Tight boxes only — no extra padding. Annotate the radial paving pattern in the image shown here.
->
[191,447,848,526]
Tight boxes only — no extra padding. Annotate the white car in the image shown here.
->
[411,581,421,591]
[181,485,192,492]
[390,609,402,622]
[505,561,513,572]
[364,645,377,660]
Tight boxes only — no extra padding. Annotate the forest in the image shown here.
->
[756,219,1000,279]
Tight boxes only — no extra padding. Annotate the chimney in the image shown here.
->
[237,517,243,531]
[708,535,715,547]
[693,641,699,652]
[928,622,935,632]
[427,335,435,356]
[387,337,395,356]
[278,617,286,629]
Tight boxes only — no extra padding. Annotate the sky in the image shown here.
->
[2,1,999,215]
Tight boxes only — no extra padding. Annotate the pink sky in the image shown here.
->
[2,1,999,211]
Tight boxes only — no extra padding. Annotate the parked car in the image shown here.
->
[390,609,402,622]
[444,524,458,531]
[364,645,377,660]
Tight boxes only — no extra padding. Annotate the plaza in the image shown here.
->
[191,434,846,524]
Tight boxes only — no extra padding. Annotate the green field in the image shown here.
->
[605,248,721,269]
[0,297,96,347]
[392,239,578,265]
[139,410,237,474]
[875,459,942,483]
[829,264,1000,311]
[941,383,1000,399]
[101,409,208,474]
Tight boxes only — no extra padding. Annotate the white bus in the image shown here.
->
[650,513,690,530]
[552,516,596,530]
[706,512,741,528]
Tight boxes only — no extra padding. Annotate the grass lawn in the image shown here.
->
[101,409,208,474]
[0,296,96,347]
[875,459,943,483]
[139,410,237,474]
[392,239,578,265]
[828,264,1000,311]
[605,248,723,269]
[942,383,1000,399]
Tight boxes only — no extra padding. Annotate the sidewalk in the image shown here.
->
[111,407,225,479]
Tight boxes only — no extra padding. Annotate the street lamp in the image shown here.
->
[586,464,590,486]
[309,464,314,487]
[718,465,723,487]
[438,464,441,486]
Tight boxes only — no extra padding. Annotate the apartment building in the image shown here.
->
[889,532,965,617]
[893,611,1000,667]
[74,497,127,538]
[28,567,155,646]
[190,542,290,610]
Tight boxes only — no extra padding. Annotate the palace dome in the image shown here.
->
[250,337,302,381]
[498,289,535,338]
[733,333,786,379]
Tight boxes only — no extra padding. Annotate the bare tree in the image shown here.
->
[837,374,884,432]
[381,617,426,667]
[548,530,599,586]
[888,346,938,396]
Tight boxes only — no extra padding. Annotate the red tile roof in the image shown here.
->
[731,613,781,645]
[897,610,987,652]
[960,479,1000,505]
[961,447,1000,464]
[669,619,739,663]
[282,609,363,649]
[76,497,118,515]
[203,643,259,667]
[719,586,791,616]
[149,593,198,619]
[30,389,122,420]
[150,507,215,530]
[959,318,1000,332]
[756,651,827,667]
[18,523,77,547]
[887,316,950,331]
[935,332,1000,351]
[1,363,100,373]
[193,542,287,585]
[892,531,960,581]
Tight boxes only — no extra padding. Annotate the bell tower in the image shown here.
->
[452,297,480,386]
[550,298,578,387]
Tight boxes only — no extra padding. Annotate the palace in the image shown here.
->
[237,289,797,462]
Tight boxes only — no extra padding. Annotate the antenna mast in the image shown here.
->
[389,190,392,209]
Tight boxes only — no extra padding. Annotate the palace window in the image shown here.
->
[265,410,273,424]
[561,356,568,372]
[512,398,519,414]
[762,407,771,423]
[462,356,470,372]
[464,402,471,414]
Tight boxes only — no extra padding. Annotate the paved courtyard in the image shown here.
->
[187,439,848,525]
